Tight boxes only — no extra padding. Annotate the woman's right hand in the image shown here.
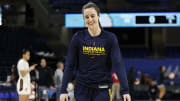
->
[60,94,68,101]
[30,64,37,71]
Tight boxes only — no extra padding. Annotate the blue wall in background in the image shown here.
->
[124,59,180,79]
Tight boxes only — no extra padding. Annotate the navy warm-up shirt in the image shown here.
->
[61,29,129,94]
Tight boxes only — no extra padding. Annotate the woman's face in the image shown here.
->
[83,8,99,29]
[23,51,30,61]
[162,66,166,72]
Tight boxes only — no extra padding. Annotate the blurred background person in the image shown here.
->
[37,58,55,101]
[144,73,151,85]
[112,72,121,100]
[6,64,18,86]
[157,66,166,100]
[148,79,159,101]
[128,66,135,100]
[67,82,74,101]
[54,62,64,101]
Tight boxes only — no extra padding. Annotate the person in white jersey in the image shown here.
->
[17,49,37,101]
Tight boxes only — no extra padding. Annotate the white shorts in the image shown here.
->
[158,84,165,88]
[17,78,31,95]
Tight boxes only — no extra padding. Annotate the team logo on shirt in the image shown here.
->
[83,46,105,55]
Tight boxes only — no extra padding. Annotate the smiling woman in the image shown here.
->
[60,2,131,101]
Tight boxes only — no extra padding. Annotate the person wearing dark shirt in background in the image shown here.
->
[157,66,166,101]
[37,58,55,101]
[148,79,158,100]
[60,2,131,101]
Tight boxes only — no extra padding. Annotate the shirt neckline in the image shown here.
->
[86,29,103,38]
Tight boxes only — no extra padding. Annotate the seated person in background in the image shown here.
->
[6,65,18,86]
[67,82,74,101]
[144,73,151,85]
[148,79,159,100]
[164,72,176,85]
[135,71,145,85]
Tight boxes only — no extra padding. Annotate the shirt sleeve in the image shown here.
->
[17,60,26,71]
[60,33,79,94]
[111,34,129,95]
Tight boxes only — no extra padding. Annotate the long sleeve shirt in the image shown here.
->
[61,29,129,95]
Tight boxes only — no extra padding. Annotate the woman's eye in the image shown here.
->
[86,16,89,19]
